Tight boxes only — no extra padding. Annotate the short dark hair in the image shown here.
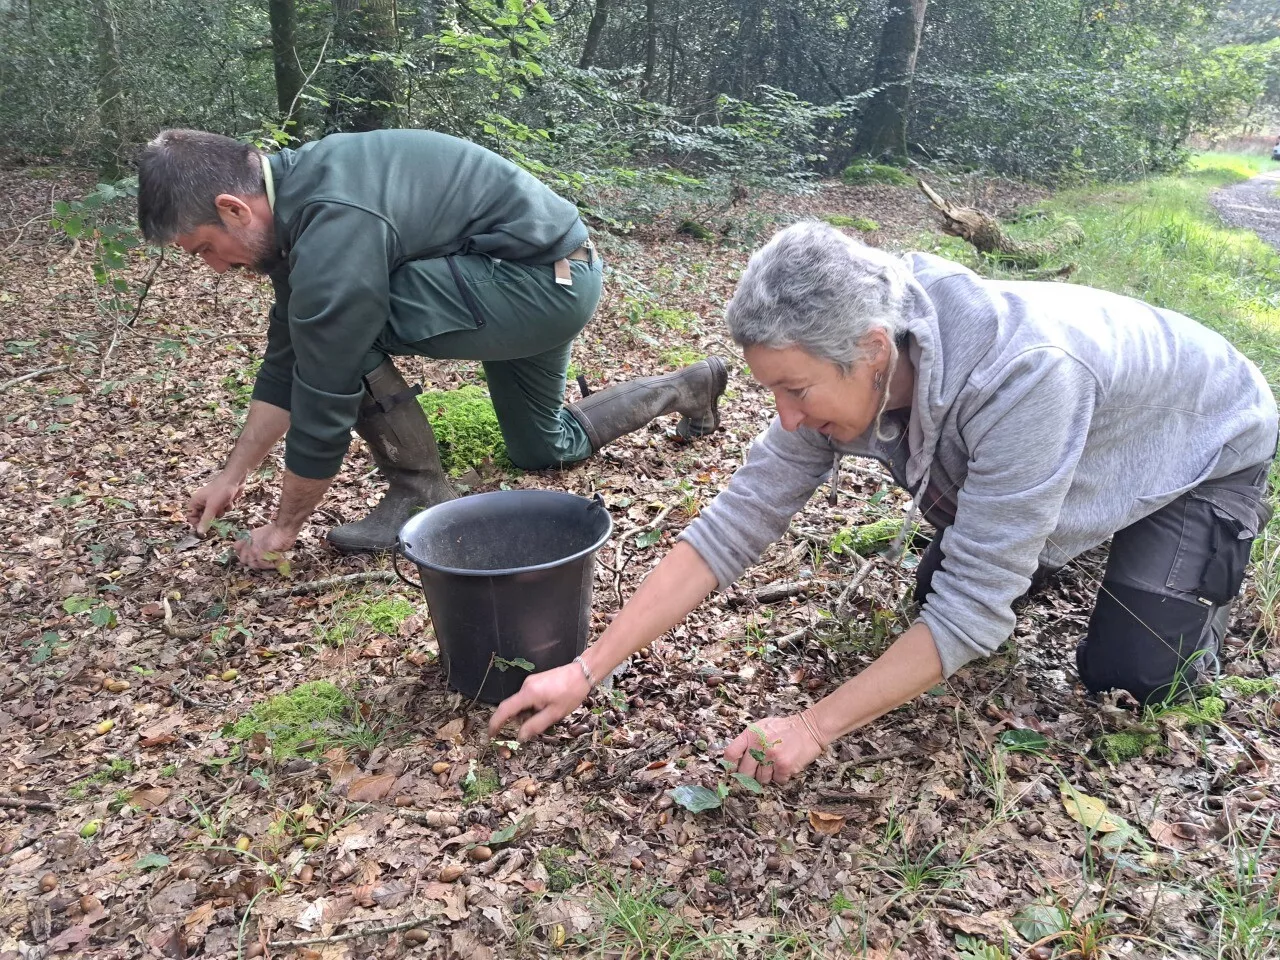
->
[137,129,265,243]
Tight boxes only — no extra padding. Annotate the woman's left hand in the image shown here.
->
[723,712,827,785]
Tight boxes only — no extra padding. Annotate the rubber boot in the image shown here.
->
[327,360,457,555]
[566,357,728,452]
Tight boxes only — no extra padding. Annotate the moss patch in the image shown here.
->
[1217,676,1279,697]
[1097,731,1164,764]
[831,517,918,557]
[539,846,583,892]
[226,681,357,758]
[841,162,914,188]
[463,760,500,804]
[418,386,514,476]
[1158,695,1225,726]
[321,593,416,646]
[822,214,880,231]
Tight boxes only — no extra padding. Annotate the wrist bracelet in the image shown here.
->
[799,709,828,753]
[573,655,597,689]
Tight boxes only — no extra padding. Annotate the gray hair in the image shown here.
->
[725,221,910,372]
[137,129,264,243]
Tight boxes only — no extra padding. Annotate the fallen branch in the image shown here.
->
[731,579,835,606]
[0,796,58,812]
[918,179,1082,268]
[257,570,398,599]
[0,365,69,394]
[268,916,427,948]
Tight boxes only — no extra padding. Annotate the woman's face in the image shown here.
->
[744,335,889,444]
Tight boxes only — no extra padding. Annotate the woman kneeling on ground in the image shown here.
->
[490,221,1277,784]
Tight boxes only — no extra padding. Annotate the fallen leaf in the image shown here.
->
[183,901,216,939]
[347,773,396,802]
[129,785,171,810]
[808,810,846,836]
[423,880,467,921]
[437,717,465,743]
[1059,782,1127,833]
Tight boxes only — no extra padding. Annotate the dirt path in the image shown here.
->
[1210,166,1280,249]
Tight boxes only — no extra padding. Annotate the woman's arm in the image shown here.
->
[488,541,718,741]
[725,621,942,784]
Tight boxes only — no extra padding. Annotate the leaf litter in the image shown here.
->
[0,163,1277,957]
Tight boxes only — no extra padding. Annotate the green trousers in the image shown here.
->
[371,252,603,469]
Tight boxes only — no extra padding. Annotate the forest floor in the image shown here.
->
[1,156,1278,960]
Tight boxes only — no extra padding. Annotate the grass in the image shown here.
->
[1204,822,1280,960]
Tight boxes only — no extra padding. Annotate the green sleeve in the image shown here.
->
[250,271,296,411]
[281,202,400,479]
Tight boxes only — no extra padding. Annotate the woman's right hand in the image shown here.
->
[488,661,592,742]
[186,471,246,535]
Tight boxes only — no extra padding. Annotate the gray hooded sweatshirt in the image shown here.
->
[681,253,1277,677]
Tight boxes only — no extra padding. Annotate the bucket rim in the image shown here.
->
[397,489,613,578]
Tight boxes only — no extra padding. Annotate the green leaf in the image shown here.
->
[488,822,519,845]
[134,853,170,871]
[666,785,723,814]
[997,729,1050,754]
[731,772,763,794]
[1013,901,1069,943]
[63,596,95,614]
[634,529,663,548]
[90,605,118,628]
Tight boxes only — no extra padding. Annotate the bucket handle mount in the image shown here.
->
[392,544,419,589]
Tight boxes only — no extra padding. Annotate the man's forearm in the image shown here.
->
[581,541,718,680]
[275,470,335,532]
[223,400,291,480]
[809,621,944,743]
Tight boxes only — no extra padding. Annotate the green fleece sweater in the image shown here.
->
[251,130,587,479]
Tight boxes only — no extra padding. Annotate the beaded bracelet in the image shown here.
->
[573,655,597,689]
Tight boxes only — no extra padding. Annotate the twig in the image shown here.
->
[0,213,47,255]
[833,555,874,616]
[0,796,58,812]
[161,597,210,640]
[168,684,223,710]
[257,570,398,599]
[70,516,164,543]
[268,916,427,948]
[0,365,69,394]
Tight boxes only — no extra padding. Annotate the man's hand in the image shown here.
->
[186,471,246,535]
[723,712,827,785]
[488,662,591,742]
[234,522,298,571]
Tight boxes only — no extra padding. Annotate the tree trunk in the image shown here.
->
[578,0,609,69]
[852,0,928,159]
[330,0,401,132]
[269,0,306,120]
[92,0,124,177]
[641,0,658,99]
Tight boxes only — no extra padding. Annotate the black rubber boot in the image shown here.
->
[327,360,457,555]
[566,357,728,451]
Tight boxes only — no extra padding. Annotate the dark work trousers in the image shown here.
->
[914,462,1273,704]
[373,251,604,470]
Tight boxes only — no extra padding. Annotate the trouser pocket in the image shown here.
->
[1166,486,1265,606]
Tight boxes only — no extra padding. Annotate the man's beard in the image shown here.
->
[245,226,284,274]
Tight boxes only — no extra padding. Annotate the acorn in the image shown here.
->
[431,761,450,775]
[467,845,493,862]
[439,863,466,882]
[39,872,58,893]
[79,895,103,914]
[95,719,115,735]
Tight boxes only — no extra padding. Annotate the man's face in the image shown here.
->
[177,220,281,275]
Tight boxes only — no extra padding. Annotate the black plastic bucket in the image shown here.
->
[396,490,613,704]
